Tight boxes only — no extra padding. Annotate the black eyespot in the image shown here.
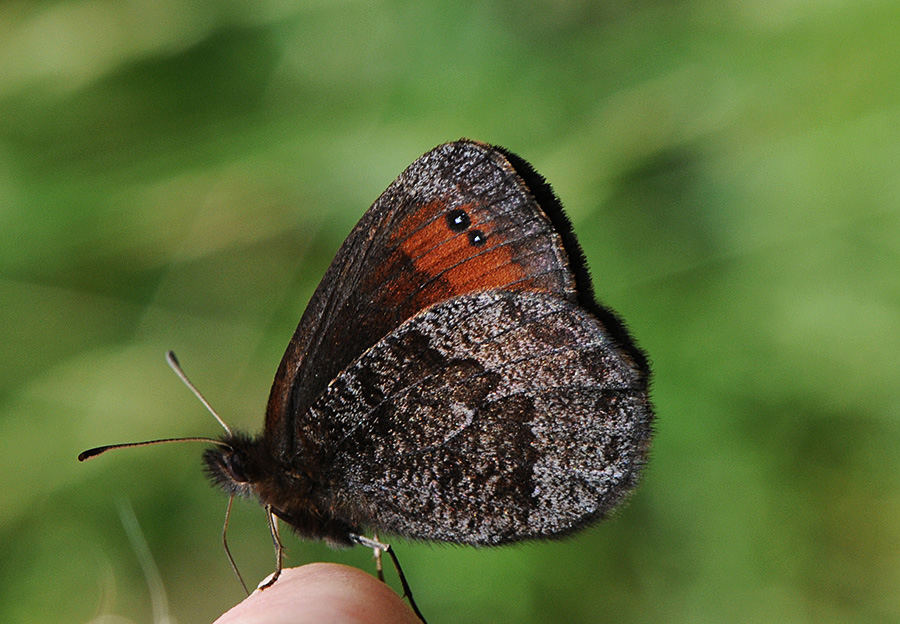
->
[446,209,471,232]
[468,230,486,246]
[225,452,249,483]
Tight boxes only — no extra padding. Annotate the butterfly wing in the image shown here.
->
[266,141,588,458]
[302,290,652,544]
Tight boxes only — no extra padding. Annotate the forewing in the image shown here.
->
[303,291,653,544]
[265,141,581,457]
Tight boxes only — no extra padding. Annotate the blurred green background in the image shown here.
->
[2,1,898,622]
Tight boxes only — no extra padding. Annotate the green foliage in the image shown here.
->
[1,1,898,622]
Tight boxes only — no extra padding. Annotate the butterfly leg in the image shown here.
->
[259,505,285,590]
[222,494,249,595]
[350,533,427,623]
[372,529,385,582]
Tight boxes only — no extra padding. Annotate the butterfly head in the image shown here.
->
[203,431,348,544]
[203,432,272,499]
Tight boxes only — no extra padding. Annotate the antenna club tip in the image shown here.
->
[78,447,103,461]
[166,350,178,364]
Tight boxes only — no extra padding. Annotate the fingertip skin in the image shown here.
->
[213,564,421,624]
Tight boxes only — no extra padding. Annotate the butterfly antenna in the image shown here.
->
[77,352,233,462]
[166,350,233,435]
[78,437,225,461]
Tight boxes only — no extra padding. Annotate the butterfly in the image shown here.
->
[81,140,653,622]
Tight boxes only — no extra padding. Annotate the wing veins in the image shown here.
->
[327,308,611,455]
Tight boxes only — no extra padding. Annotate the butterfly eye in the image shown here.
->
[225,452,249,483]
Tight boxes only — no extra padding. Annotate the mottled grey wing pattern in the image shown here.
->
[304,290,652,544]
